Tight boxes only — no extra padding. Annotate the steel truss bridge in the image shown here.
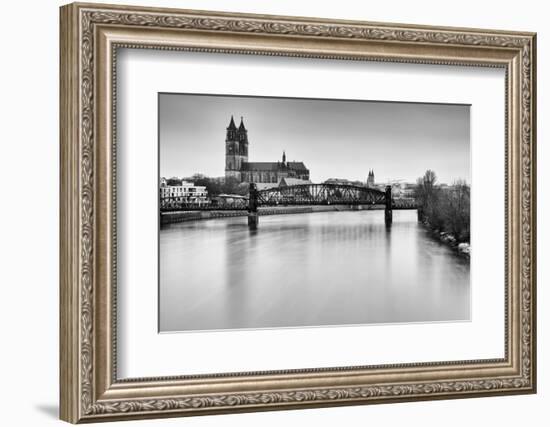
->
[160,183,417,212]
[254,183,387,207]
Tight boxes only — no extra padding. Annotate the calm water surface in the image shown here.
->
[160,210,470,332]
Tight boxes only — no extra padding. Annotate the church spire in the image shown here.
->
[237,116,248,146]
[238,116,246,131]
[282,150,286,164]
[226,115,237,142]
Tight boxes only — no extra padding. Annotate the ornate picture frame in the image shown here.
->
[60,2,536,423]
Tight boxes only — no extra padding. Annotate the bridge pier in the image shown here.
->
[248,212,259,228]
[385,209,393,226]
[384,185,392,227]
[248,182,259,229]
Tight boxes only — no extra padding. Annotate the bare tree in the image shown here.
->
[443,179,470,241]
[415,170,440,226]
[414,171,470,242]
[423,169,437,188]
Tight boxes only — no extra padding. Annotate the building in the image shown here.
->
[225,116,310,183]
[389,182,416,199]
[325,178,364,187]
[278,177,312,187]
[159,178,209,205]
[367,169,375,188]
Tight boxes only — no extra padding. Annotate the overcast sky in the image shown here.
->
[159,93,470,185]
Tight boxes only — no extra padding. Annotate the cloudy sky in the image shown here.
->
[159,93,470,185]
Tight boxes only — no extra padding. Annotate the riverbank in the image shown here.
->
[420,219,470,260]
[161,204,385,225]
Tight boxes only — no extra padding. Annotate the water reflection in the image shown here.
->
[159,210,470,332]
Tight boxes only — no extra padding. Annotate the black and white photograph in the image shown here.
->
[158,93,471,333]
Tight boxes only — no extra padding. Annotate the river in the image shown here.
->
[159,210,470,332]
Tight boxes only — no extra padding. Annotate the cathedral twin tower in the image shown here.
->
[224,116,249,176]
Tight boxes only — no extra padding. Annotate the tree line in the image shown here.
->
[415,170,470,243]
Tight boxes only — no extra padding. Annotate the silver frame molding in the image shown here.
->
[60,2,536,423]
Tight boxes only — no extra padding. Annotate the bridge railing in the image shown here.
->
[160,196,248,211]
[392,198,418,209]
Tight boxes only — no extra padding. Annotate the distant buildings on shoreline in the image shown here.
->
[159,178,208,204]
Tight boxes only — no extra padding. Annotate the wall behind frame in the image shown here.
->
[0,0,545,426]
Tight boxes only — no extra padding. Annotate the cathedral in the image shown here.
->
[224,116,310,184]
[367,169,375,188]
